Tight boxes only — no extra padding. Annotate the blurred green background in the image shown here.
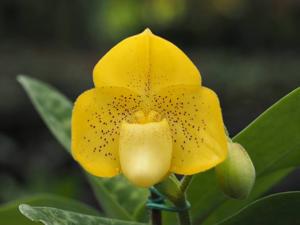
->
[0,0,299,210]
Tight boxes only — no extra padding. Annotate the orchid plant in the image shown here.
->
[14,29,300,225]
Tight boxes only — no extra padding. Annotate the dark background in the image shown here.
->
[0,0,299,207]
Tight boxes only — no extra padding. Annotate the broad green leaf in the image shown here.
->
[235,88,300,173]
[185,87,300,225]
[17,75,72,151]
[18,75,148,221]
[19,204,147,225]
[195,168,293,225]
[218,192,300,225]
[88,175,148,221]
[0,194,100,225]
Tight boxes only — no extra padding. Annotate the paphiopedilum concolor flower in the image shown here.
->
[71,29,228,187]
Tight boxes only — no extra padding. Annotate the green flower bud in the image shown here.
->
[216,142,255,199]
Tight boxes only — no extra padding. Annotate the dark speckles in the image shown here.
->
[126,74,145,92]
[151,87,208,154]
[82,91,142,161]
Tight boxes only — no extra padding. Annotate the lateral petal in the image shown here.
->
[72,87,142,177]
[151,85,228,174]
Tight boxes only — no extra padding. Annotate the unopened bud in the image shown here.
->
[215,142,255,199]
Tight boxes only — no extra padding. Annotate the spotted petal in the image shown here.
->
[151,85,228,174]
[93,29,201,95]
[71,87,142,177]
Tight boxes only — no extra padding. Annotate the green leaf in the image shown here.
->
[88,175,148,221]
[19,204,147,225]
[0,194,100,225]
[235,87,300,173]
[18,75,148,221]
[186,88,300,225]
[17,75,72,151]
[217,192,300,225]
[190,168,292,225]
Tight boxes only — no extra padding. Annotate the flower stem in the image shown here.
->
[153,175,193,225]
[180,175,193,192]
[150,190,162,225]
[177,176,193,225]
[175,197,192,225]
[178,209,192,225]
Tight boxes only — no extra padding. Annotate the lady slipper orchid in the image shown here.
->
[71,29,228,187]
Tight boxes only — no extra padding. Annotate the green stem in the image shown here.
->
[180,175,193,192]
[150,190,162,225]
[178,209,192,225]
[175,197,192,225]
[178,176,193,225]
[154,175,193,225]
[150,207,162,225]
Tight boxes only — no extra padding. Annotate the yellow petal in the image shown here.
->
[151,85,228,174]
[93,29,201,95]
[71,87,142,177]
[119,119,172,187]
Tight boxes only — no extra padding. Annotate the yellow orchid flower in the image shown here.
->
[71,29,228,187]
